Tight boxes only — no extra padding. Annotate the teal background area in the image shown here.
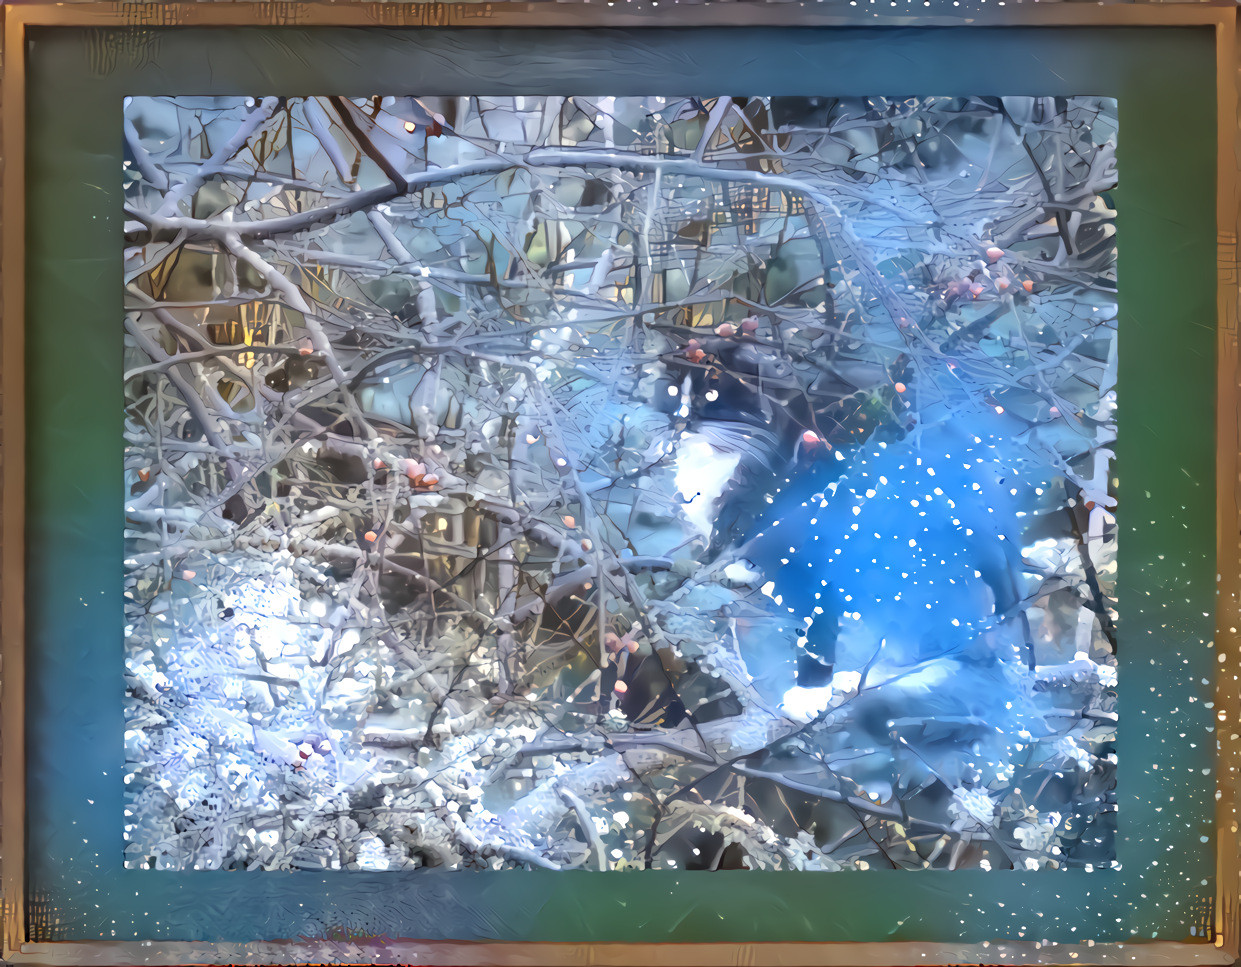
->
[23,24,1218,945]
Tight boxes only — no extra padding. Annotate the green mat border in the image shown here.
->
[9,17,1223,951]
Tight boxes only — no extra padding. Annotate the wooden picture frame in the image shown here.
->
[1,3,1237,964]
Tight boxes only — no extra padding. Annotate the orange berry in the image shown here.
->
[1022,280,1034,293]
[363,530,378,543]
[894,382,907,394]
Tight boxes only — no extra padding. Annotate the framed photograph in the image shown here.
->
[2,3,1238,964]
